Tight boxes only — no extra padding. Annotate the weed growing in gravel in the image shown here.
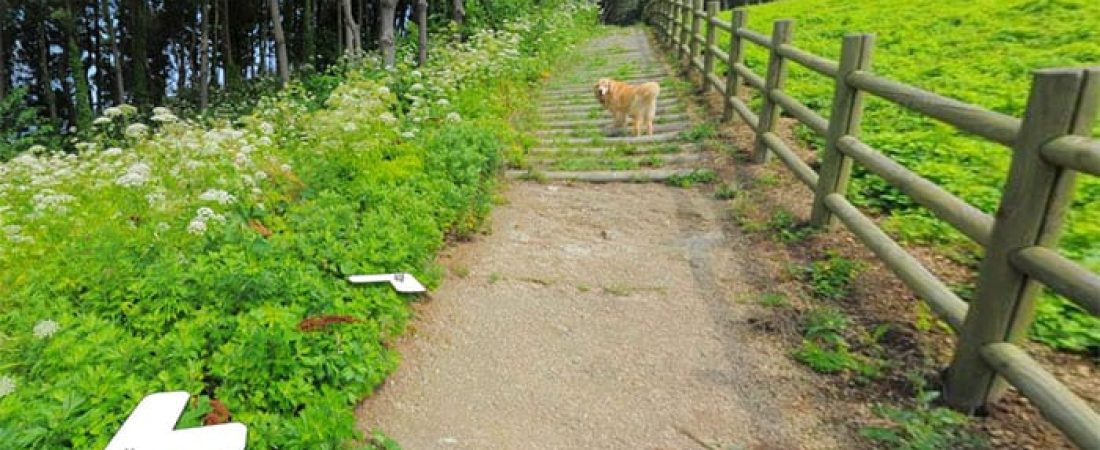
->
[714,183,738,200]
[767,210,817,243]
[800,254,862,300]
[758,292,788,308]
[793,308,884,381]
[679,122,716,142]
[666,169,718,188]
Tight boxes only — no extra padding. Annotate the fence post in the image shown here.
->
[679,0,691,63]
[751,20,793,163]
[689,0,703,71]
[703,1,719,92]
[945,68,1100,413]
[809,34,875,227]
[723,9,746,122]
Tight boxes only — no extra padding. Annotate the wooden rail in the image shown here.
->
[649,2,1100,448]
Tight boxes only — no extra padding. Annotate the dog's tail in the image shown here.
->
[640,82,660,122]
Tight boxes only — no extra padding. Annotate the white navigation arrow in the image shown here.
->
[347,272,427,293]
[104,391,247,450]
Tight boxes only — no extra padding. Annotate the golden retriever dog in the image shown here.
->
[594,78,660,136]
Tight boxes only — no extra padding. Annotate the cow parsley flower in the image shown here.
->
[125,123,149,139]
[379,112,398,126]
[116,162,152,187]
[198,189,235,205]
[377,86,391,95]
[33,320,60,338]
[259,122,275,135]
[93,116,113,126]
[186,218,208,235]
[0,375,14,398]
[104,147,123,156]
[400,131,415,139]
[409,83,424,92]
[103,106,123,117]
[446,112,462,123]
[152,107,172,116]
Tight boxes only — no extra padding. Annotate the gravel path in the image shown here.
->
[356,183,848,449]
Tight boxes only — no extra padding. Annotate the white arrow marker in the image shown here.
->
[347,272,427,293]
[104,391,247,450]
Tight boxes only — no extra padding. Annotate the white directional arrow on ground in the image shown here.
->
[104,391,247,450]
[348,272,427,293]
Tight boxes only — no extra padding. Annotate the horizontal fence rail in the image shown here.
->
[650,1,1100,447]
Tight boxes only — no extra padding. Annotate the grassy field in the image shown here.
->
[716,0,1100,351]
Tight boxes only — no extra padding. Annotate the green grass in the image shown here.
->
[792,308,884,381]
[721,0,1100,352]
[666,169,719,187]
[860,373,987,449]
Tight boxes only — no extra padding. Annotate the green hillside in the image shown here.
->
[719,0,1100,351]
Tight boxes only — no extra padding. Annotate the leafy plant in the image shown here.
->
[800,254,862,300]
[793,308,884,380]
[759,292,788,308]
[767,210,816,243]
[679,122,717,142]
[714,183,738,200]
[666,169,719,187]
[860,374,986,449]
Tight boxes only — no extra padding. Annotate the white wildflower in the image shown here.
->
[409,83,424,92]
[410,70,422,78]
[0,376,14,398]
[28,145,47,154]
[280,164,292,173]
[401,131,415,139]
[343,123,358,132]
[103,107,123,117]
[93,116,113,126]
[198,189,236,205]
[377,86,391,95]
[446,112,462,123]
[125,123,149,139]
[104,147,123,156]
[258,136,273,146]
[254,171,268,181]
[33,320,60,339]
[145,191,166,207]
[379,112,398,125]
[152,107,172,116]
[118,104,138,116]
[151,113,178,123]
[259,122,275,135]
[436,98,450,106]
[186,218,208,235]
[116,162,152,187]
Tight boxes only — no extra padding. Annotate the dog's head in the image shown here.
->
[594,78,614,104]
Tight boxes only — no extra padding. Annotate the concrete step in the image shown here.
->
[538,113,691,129]
[539,105,688,121]
[540,130,687,146]
[534,122,692,137]
[526,153,705,168]
[528,142,699,156]
[538,97,681,112]
[506,168,706,183]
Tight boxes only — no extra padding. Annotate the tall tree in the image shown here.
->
[129,0,150,106]
[36,20,58,122]
[0,0,8,100]
[62,0,92,130]
[268,0,288,85]
[303,0,315,63]
[416,0,427,66]
[452,0,464,26]
[341,0,361,57]
[200,0,211,108]
[378,0,397,68]
[101,0,125,104]
[220,0,239,88]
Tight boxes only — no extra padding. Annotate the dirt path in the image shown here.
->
[355,28,852,449]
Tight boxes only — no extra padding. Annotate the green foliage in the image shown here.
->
[666,169,719,187]
[860,374,986,449]
[714,183,738,200]
[0,87,59,161]
[767,210,816,243]
[0,2,599,448]
[723,0,1100,351]
[758,292,788,308]
[793,308,883,380]
[800,254,862,300]
[678,122,717,142]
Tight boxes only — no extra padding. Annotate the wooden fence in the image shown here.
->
[649,0,1100,447]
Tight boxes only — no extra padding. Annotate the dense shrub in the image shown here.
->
[0,2,599,447]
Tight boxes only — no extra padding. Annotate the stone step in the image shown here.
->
[542,77,675,94]
[528,142,699,156]
[534,122,691,137]
[506,168,705,183]
[538,96,681,112]
[540,130,686,146]
[538,113,691,129]
[526,153,705,168]
[539,105,688,121]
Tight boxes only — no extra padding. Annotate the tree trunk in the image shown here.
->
[416,0,427,66]
[221,0,239,88]
[130,0,150,106]
[452,0,464,26]
[378,0,397,68]
[303,0,315,63]
[200,0,211,107]
[268,0,289,85]
[37,22,58,122]
[341,0,361,57]
[0,0,8,100]
[101,0,125,104]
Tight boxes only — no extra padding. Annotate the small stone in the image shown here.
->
[439,437,458,445]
